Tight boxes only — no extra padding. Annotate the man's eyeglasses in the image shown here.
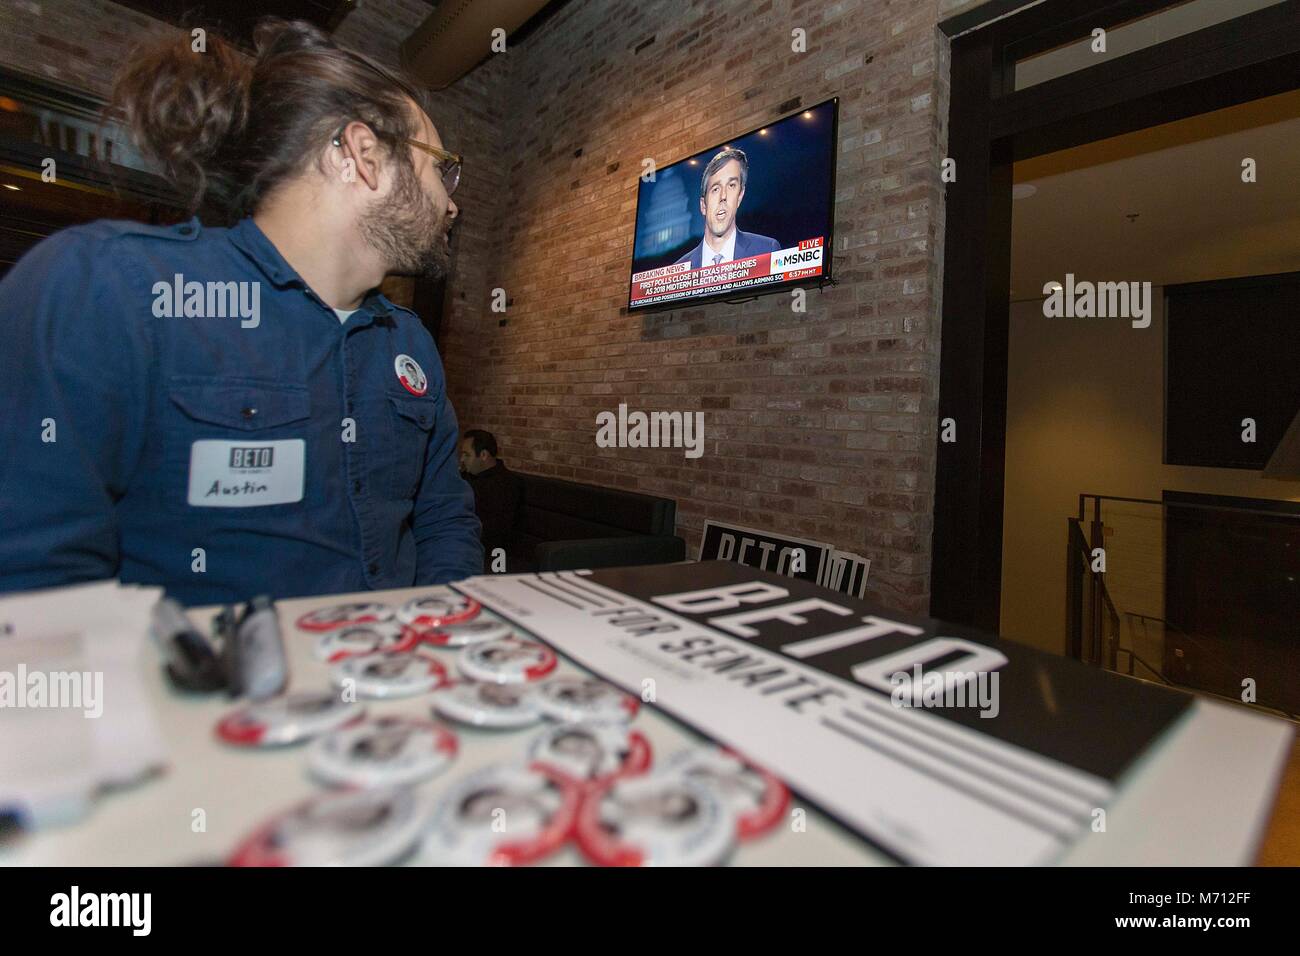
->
[403,137,461,196]
[331,131,462,196]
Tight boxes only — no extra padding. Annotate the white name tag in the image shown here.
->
[187,439,305,507]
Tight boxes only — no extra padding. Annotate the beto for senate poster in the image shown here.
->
[454,561,1192,866]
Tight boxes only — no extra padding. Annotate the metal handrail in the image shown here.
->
[1067,499,1299,719]
[1077,492,1300,522]
[1066,516,1122,668]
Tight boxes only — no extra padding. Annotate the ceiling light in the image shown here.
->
[1012,183,1037,200]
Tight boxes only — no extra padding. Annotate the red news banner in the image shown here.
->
[631,237,825,307]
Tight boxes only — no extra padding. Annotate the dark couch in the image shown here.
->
[508,473,685,572]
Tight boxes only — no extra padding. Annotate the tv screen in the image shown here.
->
[627,97,837,311]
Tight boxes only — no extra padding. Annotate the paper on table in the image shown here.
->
[0,581,167,828]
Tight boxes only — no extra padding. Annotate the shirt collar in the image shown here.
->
[359,287,395,320]
[228,216,307,289]
[227,216,394,322]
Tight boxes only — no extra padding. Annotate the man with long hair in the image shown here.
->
[0,20,482,603]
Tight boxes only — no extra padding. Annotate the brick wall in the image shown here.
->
[435,0,963,613]
[0,0,174,96]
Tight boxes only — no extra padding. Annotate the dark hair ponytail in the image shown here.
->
[111,19,429,225]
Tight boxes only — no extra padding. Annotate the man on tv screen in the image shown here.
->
[675,147,779,269]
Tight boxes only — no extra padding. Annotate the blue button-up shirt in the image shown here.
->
[0,216,482,605]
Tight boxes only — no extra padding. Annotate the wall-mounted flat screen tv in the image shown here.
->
[627,97,837,311]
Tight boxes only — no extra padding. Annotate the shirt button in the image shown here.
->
[352,480,362,494]
[368,562,379,575]
[241,407,258,420]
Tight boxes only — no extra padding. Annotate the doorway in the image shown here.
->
[931,0,1300,633]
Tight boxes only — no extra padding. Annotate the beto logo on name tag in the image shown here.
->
[188,439,305,507]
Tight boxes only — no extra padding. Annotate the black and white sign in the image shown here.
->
[699,520,831,584]
[699,521,870,598]
[823,549,870,599]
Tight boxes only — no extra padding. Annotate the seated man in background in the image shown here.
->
[459,430,523,572]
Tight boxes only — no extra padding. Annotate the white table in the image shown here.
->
[3,584,1292,866]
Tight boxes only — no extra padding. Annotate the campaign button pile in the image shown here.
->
[214,590,797,867]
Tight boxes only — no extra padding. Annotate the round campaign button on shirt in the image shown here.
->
[420,762,581,866]
[394,353,429,396]
[331,651,449,700]
[575,772,737,867]
[228,786,427,867]
[457,638,557,685]
[215,691,364,747]
[308,716,458,789]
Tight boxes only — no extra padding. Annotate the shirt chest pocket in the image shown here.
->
[385,394,435,500]
[166,377,312,512]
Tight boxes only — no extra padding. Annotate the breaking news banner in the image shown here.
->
[454,562,1193,867]
[630,238,825,307]
[699,519,870,598]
